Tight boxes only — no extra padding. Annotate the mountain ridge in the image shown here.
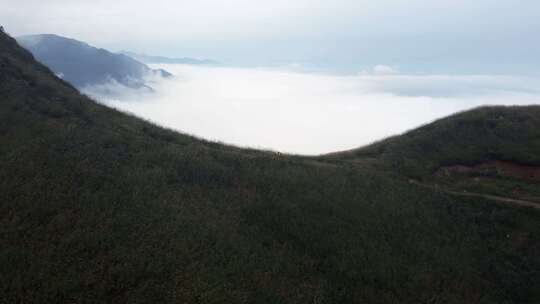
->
[1,29,540,303]
[122,50,219,65]
[16,34,172,93]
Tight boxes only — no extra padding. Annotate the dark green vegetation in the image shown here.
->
[16,34,171,90]
[324,107,540,202]
[327,106,540,176]
[1,30,540,303]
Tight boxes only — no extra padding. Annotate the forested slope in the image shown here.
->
[1,30,539,303]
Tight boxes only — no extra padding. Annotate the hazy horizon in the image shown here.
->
[2,0,539,75]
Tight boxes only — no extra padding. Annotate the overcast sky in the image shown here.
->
[2,0,539,73]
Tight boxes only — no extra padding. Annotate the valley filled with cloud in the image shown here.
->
[89,65,540,154]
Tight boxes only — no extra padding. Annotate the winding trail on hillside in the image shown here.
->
[410,180,540,210]
[313,158,540,210]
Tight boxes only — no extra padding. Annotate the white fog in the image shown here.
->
[88,65,540,155]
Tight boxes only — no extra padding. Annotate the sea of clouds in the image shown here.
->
[85,65,540,155]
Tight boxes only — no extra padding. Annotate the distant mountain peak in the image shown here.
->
[16,34,172,95]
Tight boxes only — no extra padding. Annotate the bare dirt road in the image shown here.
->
[409,180,540,211]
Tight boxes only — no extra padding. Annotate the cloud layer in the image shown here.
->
[88,65,540,155]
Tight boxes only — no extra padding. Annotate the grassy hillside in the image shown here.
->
[326,106,540,177]
[323,107,540,203]
[1,30,540,303]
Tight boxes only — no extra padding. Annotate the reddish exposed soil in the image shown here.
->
[436,160,540,180]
